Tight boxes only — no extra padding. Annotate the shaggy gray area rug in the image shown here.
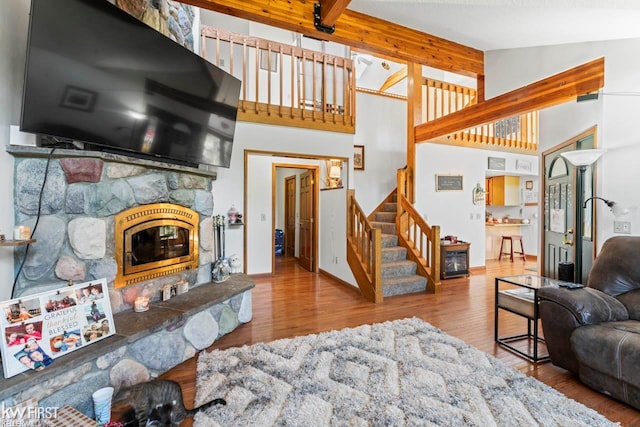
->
[194,317,618,426]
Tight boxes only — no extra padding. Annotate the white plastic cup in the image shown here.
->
[92,386,114,425]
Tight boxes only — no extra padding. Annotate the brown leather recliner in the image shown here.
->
[538,236,640,410]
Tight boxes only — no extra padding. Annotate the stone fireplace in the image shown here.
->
[2,148,253,416]
[12,154,217,312]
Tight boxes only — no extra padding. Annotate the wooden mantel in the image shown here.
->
[181,0,484,78]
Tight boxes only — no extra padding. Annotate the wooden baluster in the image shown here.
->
[332,59,337,123]
[229,35,234,76]
[215,31,220,68]
[322,55,327,123]
[436,83,442,119]
[278,47,283,117]
[312,54,317,122]
[301,52,306,119]
[342,62,348,126]
[267,44,272,116]
[242,40,247,112]
[533,111,539,149]
[350,60,356,126]
[426,85,435,122]
[290,51,295,119]
[201,32,207,60]
[453,85,459,113]
[254,41,260,112]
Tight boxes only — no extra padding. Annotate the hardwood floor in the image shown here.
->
[160,256,640,426]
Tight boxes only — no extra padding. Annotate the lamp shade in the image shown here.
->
[560,149,606,166]
[329,165,342,179]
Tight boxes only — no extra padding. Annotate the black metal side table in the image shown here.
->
[494,274,562,363]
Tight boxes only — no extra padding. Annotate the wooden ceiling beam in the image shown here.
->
[414,57,604,143]
[320,0,351,27]
[181,0,484,77]
[379,67,407,92]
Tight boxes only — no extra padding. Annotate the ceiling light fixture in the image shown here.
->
[381,61,390,70]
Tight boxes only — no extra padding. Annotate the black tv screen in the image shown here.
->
[21,0,241,168]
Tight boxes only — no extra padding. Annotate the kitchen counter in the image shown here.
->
[486,222,533,259]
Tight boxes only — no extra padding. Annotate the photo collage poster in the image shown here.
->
[0,278,115,378]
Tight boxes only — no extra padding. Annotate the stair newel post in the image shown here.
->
[372,228,383,303]
[347,191,353,242]
[430,225,441,293]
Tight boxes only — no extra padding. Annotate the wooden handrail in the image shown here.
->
[346,191,382,303]
[396,167,441,292]
[201,25,355,134]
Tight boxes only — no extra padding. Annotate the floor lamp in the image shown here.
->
[560,148,606,283]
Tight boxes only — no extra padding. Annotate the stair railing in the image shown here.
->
[396,167,441,292]
[347,191,382,303]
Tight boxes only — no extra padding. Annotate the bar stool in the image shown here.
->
[499,235,526,262]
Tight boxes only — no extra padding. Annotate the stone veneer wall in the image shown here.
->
[13,157,216,312]
[115,0,197,52]
[0,277,254,417]
[3,155,256,418]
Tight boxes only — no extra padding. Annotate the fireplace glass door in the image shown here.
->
[124,220,193,275]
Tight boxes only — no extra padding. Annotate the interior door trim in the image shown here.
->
[540,125,599,279]
[243,149,348,276]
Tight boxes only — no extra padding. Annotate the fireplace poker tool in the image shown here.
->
[212,215,230,283]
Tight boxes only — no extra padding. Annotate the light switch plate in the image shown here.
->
[614,221,631,234]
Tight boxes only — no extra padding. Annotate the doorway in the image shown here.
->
[541,127,597,283]
[284,175,296,257]
[273,164,319,273]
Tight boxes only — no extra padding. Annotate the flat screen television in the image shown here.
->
[20,0,241,168]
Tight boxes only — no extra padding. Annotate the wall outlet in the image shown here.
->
[260,213,266,221]
[614,220,631,234]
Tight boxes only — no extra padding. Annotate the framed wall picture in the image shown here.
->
[516,159,533,172]
[436,174,463,192]
[354,145,365,170]
[488,157,506,170]
[525,180,534,190]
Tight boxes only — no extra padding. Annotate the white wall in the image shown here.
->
[414,144,538,267]
[353,92,407,214]
[214,122,355,284]
[486,38,640,250]
[0,1,30,300]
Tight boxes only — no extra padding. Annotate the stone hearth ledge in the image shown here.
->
[0,274,255,413]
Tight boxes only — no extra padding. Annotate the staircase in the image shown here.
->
[371,196,428,297]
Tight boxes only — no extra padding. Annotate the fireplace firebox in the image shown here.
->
[115,203,200,288]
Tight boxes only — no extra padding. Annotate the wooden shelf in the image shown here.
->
[0,239,36,247]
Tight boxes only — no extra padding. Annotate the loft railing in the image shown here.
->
[423,78,477,121]
[201,26,355,134]
[396,167,441,292]
[421,77,538,152]
[346,191,382,303]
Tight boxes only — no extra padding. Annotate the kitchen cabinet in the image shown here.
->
[486,176,520,206]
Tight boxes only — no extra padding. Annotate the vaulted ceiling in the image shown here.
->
[349,0,640,51]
